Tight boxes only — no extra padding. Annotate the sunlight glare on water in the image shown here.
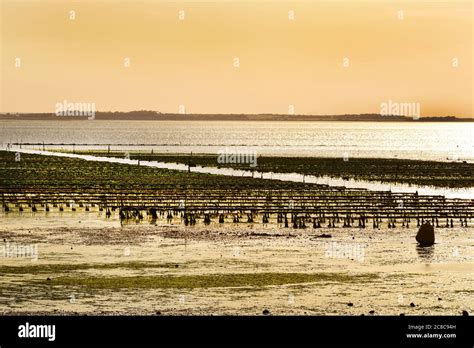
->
[1,120,473,162]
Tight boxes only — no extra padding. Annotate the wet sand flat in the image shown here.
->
[1,213,472,316]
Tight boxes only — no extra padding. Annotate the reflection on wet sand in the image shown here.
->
[416,245,435,262]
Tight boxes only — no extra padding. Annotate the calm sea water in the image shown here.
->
[1,120,473,161]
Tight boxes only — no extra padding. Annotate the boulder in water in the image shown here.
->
[416,222,435,247]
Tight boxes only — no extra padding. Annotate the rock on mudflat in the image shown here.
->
[416,222,435,247]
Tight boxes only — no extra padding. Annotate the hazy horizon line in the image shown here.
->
[1,111,471,118]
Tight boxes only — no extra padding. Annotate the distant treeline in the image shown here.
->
[0,111,472,122]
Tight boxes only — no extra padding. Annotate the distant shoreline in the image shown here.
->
[1,112,472,122]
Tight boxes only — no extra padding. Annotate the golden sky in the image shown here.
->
[1,0,472,116]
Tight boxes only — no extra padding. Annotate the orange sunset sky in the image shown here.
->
[1,0,472,116]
